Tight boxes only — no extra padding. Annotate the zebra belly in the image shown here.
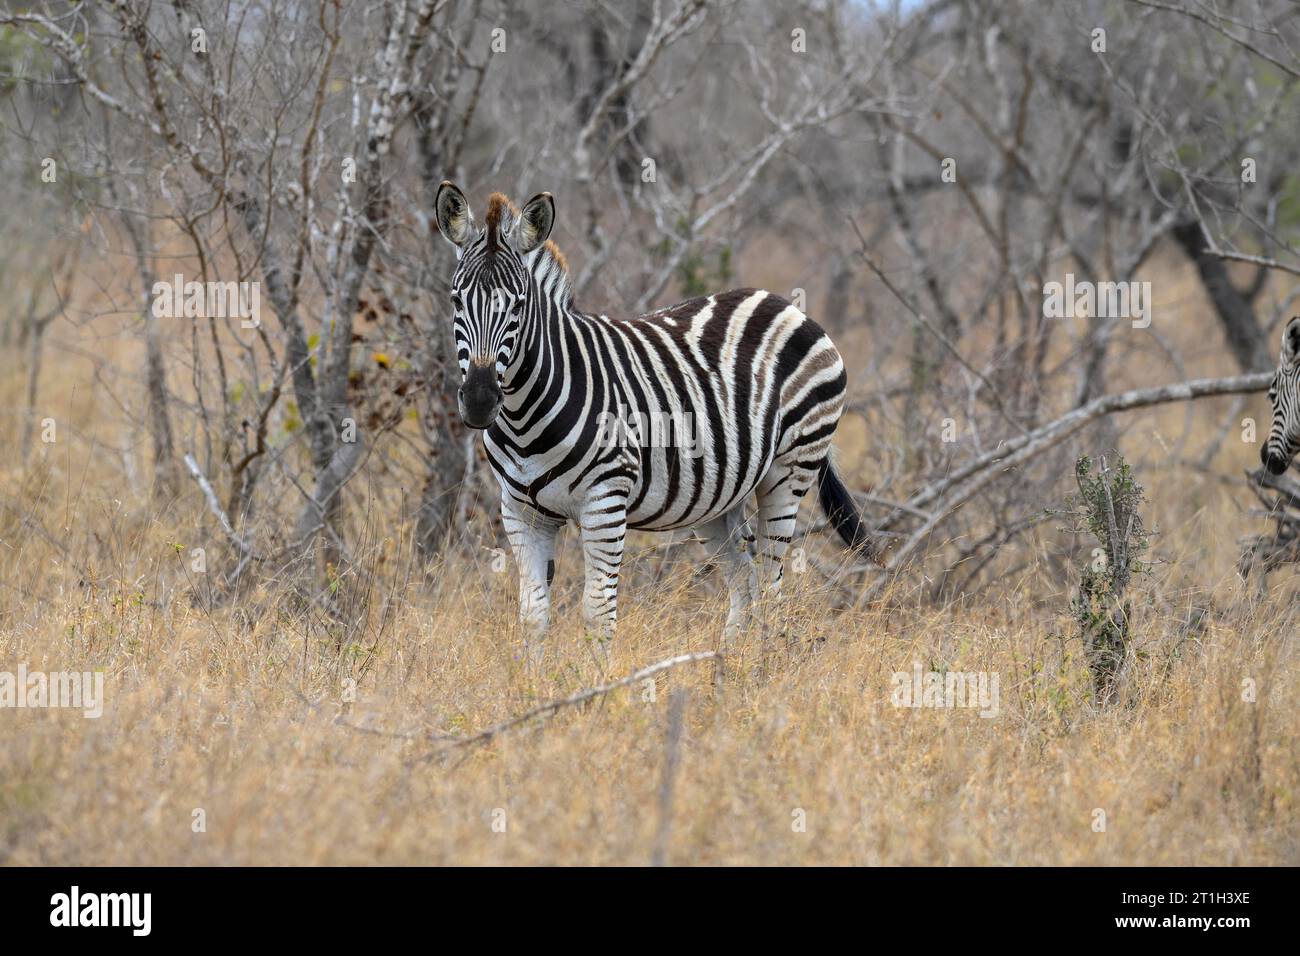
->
[623,439,773,531]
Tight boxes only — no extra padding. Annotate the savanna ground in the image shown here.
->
[1,249,1296,867]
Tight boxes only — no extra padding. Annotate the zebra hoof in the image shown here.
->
[583,632,613,672]
[523,640,546,674]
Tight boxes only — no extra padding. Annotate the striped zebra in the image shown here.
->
[434,182,881,661]
[1263,316,1300,475]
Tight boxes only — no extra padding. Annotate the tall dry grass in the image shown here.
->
[0,255,1297,866]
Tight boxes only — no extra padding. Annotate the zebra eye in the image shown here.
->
[450,292,463,312]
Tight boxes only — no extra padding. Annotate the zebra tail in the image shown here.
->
[816,457,886,567]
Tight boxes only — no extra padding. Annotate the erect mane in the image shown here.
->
[484,192,516,255]
[481,190,573,308]
[531,238,573,307]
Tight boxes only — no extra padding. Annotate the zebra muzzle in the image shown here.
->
[1262,442,1290,475]
[458,365,503,429]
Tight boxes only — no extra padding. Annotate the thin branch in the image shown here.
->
[336,650,719,751]
[183,451,251,556]
[866,372,1273,598]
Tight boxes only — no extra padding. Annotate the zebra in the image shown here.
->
[434,182,881,661]
[1263,316,1300,475]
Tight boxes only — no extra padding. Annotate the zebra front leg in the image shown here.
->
[579,502,627,668]
[502,506,560,669]
[697,506,758,648]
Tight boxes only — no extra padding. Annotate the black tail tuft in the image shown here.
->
[817,457,884,567]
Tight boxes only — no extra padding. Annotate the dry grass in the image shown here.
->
[1,257,1298,866]
[1,552,1296,864]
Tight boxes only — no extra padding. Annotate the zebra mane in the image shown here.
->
[483,192,513,254]
[529,239,573,308]
[484,192,573,309]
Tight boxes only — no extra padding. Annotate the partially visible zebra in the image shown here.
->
[434,182,881,661]
[1263,316,1300,475]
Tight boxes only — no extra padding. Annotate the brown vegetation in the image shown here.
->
[1,0,1298,865]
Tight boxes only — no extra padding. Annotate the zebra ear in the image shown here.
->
[1284,316,1300,366]
[513,192,554,255]
[435,181,474,249]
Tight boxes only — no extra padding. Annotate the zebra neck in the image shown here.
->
[502,261,575,396]
[502,298,562,398]
[500,301,592,432]
[524,245,573,311]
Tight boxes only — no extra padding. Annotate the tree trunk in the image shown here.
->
[411,90,473,560]
[20,315,46,464]
[1171,220,1271,373]
[143,293,177,498]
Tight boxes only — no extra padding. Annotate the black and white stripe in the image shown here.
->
[1264,316,1300,475]
[435,182,879,660]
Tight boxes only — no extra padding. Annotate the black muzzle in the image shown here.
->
[1262,442,1290,475]
[458,365,503,429]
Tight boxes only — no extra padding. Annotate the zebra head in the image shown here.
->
[434,181,555,429]
[1263,316,1300,475]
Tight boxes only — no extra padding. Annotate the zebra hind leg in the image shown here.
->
[753,461,820,651]
[695,505,758,649]
[579,503,628,671]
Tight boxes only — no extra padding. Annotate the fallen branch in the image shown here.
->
[1250,464,1300,509]
[904,372,1270,519]
[865,372,1272,600]
[1239,515,1300,577]
[1239,465,1300,577]
[337,650,719,751]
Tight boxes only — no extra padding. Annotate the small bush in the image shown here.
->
[1060,455,1151,705]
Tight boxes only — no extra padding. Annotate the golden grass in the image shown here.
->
[1,464,1296,864]
[0,252,1297,866]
